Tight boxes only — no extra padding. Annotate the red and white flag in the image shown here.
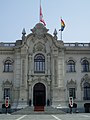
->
[40,5,46,26]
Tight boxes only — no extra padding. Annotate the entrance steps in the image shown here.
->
[34,106,44,111]
[11,106,66,115]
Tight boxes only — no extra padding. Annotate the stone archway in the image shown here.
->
[33,83,46,106]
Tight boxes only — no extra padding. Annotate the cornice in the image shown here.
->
[65,49,90,54]
[0,47,14,50]
[0,51,14,55]
[65,47,90,51]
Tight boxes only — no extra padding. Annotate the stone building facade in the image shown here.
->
[0,23,90,112]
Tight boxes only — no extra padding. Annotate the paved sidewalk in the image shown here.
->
[0,113,90,120]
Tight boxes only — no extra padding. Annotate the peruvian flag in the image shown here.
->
[40,5,46,26]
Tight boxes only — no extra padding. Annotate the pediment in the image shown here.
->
[25,23,64,52]
[67,79,77,89]
[81,74,90,84]
[31,23,49,39]
[3,57,14,63]
[2,80,13,87]
[67,79,76,85]
[80,74,90,90]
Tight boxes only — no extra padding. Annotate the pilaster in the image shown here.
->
[57,50,65,88]
[47,53,51,75]
[17,54,28,108]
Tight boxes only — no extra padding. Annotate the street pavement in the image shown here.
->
[0,113,90,120]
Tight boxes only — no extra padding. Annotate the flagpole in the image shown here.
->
[39,0,46,26]
[39,0,41,22]
[60,17,62,40]
[61,31,62,40]
[59,28,62,40]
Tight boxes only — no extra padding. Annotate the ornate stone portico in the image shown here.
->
[13,23,66,108]
[27,76,51,106]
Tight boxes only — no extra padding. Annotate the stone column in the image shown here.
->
[54,57,58,86]
[17,55,28,108]
[13,50,21,108]
[21,59,25,85]
[28,81,32,106]
[57,51,64,87]
[29,54,32,75]
[47,53,51,75]
[14,52,21,87]
[25,55,28,88]
[51,55,58,87]
[52,50,66,106]
[47,78,51,106]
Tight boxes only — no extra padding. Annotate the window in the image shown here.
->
[84,82,90,100]
[82,60,89,72]
[69,88,76,99]
[4,88,10,99]
[34,54,45,73]
[4,60,13,72]
[67,60,75,72]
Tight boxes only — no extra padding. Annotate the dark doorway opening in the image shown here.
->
[33,83,46,106]
[84,103,90,113]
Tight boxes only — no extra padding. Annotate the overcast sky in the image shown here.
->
[0,0,90,43]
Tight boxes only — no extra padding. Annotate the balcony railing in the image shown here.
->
[0,42,90,48]
[0,42,15,47]
[64,43,90,47]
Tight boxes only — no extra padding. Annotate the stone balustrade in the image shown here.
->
[0,42,15,47]
[64,43,90,47]
[0,42,90,48]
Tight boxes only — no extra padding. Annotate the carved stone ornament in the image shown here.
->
[33,42,46,53]
[67,79,77,90]
[31,23,49,39]
[81,74,90,85]
[2,79,13,88]
[3,57,14,63]
[80,74,90,90]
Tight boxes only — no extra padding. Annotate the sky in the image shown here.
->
[0,0,90,43]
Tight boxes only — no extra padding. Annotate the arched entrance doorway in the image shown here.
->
[33,83,46,106]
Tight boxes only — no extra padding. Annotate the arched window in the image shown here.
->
[4,60,13,72]
[81,60,89,72]
[34,54,45,73]
[84,82,90,100]
[67,60,75,72]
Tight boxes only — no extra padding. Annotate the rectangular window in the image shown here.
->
[34,61,45,73]
[34,54,45,73]
[4,63,13,72]
[84,87,90,100]
[69,88,76,99]
[82,65,89,72]
[4,88,10,99]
